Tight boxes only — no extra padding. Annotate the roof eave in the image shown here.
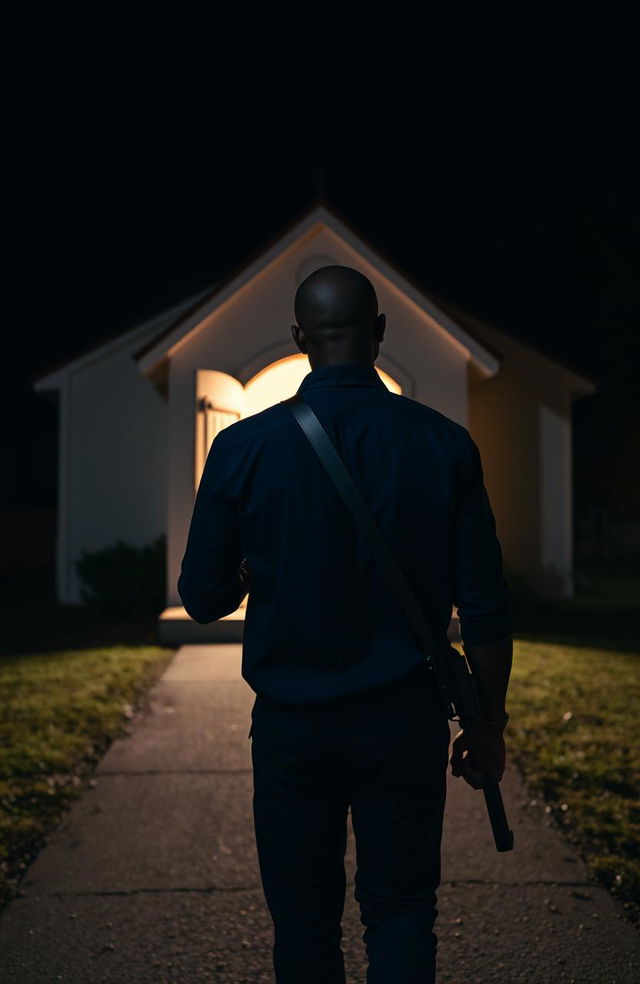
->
[135,203,501,380]
[32,286,215,392]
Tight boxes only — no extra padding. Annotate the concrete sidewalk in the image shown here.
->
[0,644,637,983]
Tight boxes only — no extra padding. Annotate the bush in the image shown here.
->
[75,535,166,617]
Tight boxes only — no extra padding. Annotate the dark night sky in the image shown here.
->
[3,5,639,517]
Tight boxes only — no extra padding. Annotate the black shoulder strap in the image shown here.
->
[282,395,518,854]
[281,393,441,670]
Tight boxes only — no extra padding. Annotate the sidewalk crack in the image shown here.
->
[18,886,259,898]
[16,878,598,900]
[96,769,251,776]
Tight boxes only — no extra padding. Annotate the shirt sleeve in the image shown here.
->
[451,430,514,645]
[177,430,248,624]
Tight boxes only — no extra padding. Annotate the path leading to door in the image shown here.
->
[0,644,637,983]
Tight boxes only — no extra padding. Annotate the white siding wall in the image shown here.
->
[62,344,168,603]
[539,402,573,596]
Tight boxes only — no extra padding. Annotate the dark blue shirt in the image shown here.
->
[178,362,513,706]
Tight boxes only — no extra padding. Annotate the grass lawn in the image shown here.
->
[501,558,640,926]
[0,644,175,909]
[505,638,639,923]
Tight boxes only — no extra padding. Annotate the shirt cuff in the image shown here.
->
[458,604,514,646]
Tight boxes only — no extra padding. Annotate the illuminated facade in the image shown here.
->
[34,202,596,640]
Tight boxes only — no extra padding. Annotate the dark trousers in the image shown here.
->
[249,662,451,983]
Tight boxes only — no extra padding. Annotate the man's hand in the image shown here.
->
[450,716,507,788]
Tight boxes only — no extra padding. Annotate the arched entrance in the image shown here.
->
[194,356,402,487]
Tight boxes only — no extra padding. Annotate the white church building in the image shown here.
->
[34,202,596,642]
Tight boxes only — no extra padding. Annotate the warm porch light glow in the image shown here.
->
[195,356,402,492]
[243,353,401,417]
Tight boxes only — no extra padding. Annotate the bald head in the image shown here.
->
[294,265,379,339]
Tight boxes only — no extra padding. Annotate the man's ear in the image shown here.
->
[376,312,386,342]
[291,323,308,354]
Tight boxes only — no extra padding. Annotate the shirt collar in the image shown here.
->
[297,362,388,394]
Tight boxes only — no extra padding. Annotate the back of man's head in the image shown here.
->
[294,265,379,344]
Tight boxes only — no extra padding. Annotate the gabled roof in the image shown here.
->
[132,202,502,380]
[32,286,215,392]
[32,196,599,398]
[430,293,598,397]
